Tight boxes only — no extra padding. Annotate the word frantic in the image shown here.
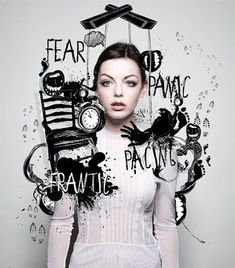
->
[49,171,111,194]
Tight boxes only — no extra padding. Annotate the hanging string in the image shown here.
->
[182,222,208,244]
[86,29,91,87]
[147,29,153,124]
[104,23,109,48]
[128,22,132,44]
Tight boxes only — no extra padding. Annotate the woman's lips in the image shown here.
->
[111,102,126,111]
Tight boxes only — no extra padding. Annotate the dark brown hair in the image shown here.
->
[92,42,146,90]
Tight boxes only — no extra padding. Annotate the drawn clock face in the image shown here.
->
[79,106,100,131]
[134,107,160,123]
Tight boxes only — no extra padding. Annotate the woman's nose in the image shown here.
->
[114,83,123,97]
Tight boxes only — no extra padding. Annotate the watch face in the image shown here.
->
[81,107,100,131]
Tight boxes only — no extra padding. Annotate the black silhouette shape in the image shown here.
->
[176,107,189,131]
[175,194,186,225]
[121,107,188,146]
[193,160,205,180]
[206,155,211,166]
[52,152,118,209]
[81,5,132,29]
[177,161,189,172]
[105,4,157,29]
[203,144,209,154]
[39,58,49,77]
[24,63,107,215]
[42,70,65,96]
[39,65,105,173]
[141,50,163,72]
[152,164,164,181]
[176,123,204,195]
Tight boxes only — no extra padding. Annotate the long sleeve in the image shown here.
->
[153,149,179,268]
[47,193,76,268]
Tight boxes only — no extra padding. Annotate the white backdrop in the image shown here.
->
[1,0,235,267]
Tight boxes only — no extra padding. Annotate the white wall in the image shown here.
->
[1,0,234,267]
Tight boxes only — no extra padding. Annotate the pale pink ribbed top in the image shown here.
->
[47,128,179,268]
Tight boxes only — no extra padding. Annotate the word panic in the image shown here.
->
[149,73,190,99]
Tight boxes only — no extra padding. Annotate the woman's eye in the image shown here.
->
[100,80,112,87]
[126,80,137,87]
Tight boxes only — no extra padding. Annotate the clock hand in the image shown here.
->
[88,111,92,118]
[139,108,145,117]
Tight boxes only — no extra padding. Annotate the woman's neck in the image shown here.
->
[104,115,134,133]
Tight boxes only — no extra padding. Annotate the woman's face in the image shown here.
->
[96,58,147,124]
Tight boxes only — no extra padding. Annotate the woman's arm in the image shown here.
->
[153,149,179,268]
[47,193,76,268]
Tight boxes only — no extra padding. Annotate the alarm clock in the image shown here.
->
[75,102,105,133]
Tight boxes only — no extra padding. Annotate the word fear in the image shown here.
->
[50,172,110,194]
[46,39,85,63]
[149,73,190,99]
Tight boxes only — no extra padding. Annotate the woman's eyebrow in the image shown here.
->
[99,73,113,80]
[124,74,138,79]
[99,74,138,79]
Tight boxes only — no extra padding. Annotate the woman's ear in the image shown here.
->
[139,81,148,98]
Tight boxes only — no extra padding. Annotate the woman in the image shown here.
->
[47,42,179,268]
